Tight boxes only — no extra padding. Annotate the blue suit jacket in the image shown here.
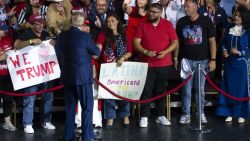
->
[56,26,100,85]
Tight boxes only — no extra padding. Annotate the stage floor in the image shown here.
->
[0,109,249,141]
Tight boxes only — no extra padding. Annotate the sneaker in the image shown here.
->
[94,123,102,128]
[225,116,233,122]
[179,114,190,125]
[139,117,148,128]
[201,114,208,124]
[24,125,34,134]
[238,117,245,123]
[43,122,56,130]
[156,116,171,126]
[2,121,17,132]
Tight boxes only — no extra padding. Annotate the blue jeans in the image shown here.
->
[103,99,130,119]
[181,59,208,115]
[23,82,54,126]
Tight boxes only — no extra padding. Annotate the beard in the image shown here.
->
[148,16,158,23]
[97,8,107,15]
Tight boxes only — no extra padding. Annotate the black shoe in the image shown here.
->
[63,138,78,141]
[91,138,102,141]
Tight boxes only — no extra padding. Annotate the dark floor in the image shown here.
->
[0,108,249,141]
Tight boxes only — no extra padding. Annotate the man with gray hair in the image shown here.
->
[56,12,100,141]
[176,0,216,125]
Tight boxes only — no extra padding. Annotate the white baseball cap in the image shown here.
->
[180,58,192,79]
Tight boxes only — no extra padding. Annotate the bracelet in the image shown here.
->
[123,55,127,60]
[173,58,178,60]
[210,58,216,61]
[143,50,148,55]
[29,39,32,44]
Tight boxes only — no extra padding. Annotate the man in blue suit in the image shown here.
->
[56,12,101,141]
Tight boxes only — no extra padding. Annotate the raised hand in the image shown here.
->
[95,16,102,28]
[7,6,16,17]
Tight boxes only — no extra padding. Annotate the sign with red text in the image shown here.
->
[98,62,148,100]
[6,40,60,90]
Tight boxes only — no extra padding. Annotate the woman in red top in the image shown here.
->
[0,25,16,132]
[123,0,150,59]
[96,13,132,128]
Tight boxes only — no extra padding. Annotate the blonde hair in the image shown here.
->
[71,12,84,27]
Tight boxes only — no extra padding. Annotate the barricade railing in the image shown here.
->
[0,69,249,102]
[205,72,250,101]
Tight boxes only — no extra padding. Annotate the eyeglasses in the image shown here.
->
[149,10,161,14]
[96,4,107,7]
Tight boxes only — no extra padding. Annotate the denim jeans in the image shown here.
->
[23,82,54,126]
[103,99,130,119]
[181,59,208,115]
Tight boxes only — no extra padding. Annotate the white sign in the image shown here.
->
[6,40,61,90]
[98,62,148,100]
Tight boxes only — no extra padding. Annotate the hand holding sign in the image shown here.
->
[31,38,42,45]
[6,40,61,90]
[98,62,148,100]
[0,51,7,61]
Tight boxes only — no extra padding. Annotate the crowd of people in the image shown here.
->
[0,0,250,141]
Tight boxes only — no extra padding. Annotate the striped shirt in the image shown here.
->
[17,5,48,24]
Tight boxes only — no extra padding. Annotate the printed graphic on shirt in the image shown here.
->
[183,25,202,45]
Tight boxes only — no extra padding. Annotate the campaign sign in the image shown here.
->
[98,62,148,100]
[6,40,61,90]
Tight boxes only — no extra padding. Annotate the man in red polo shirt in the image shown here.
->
[134,3,179,128]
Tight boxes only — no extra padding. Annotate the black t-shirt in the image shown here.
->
[18,28,50,41]
[176,15,215,60]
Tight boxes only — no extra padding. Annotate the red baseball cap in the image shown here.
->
[29,14,45,24]
[83,20,90,26]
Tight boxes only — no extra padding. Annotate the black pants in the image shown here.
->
[140,66,171,117]
[0,75,14,117]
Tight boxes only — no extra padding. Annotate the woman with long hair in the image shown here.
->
[216,6,250,123]
[96,12,132,127]
[122,0,150,60]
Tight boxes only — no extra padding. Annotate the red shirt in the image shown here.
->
[134,18,178,67]
[0,36,12,75]
[126,7,147,51]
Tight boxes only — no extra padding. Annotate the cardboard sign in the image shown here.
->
[7,40,61,90]
[98,62,148,100]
